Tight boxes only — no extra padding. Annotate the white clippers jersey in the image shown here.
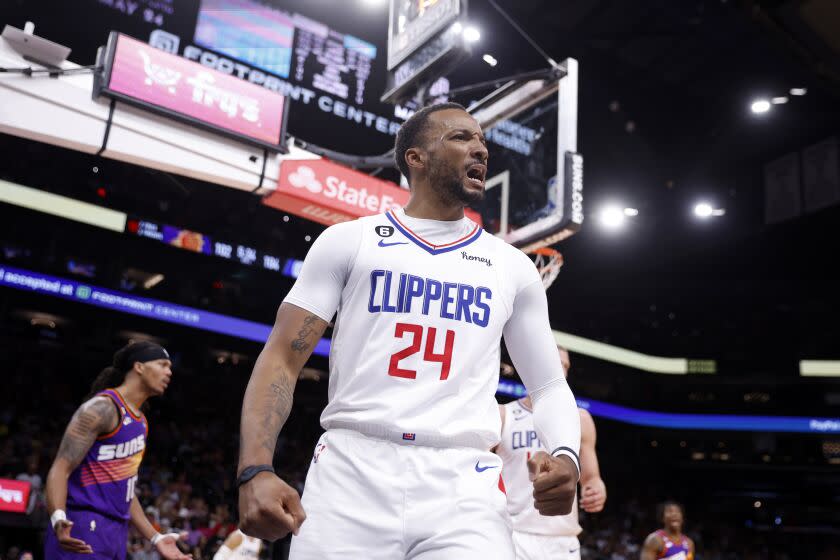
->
[497,399,582,536]
[230,530,262,560]
[284,208,541,450]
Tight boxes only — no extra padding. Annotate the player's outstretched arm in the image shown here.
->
[640,532,663,560]
[45,396,118,554]
[503,280,581,516]
[578,409,607,513]
[237,302,329,541]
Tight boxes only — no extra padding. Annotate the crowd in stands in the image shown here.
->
[1,340,839,560]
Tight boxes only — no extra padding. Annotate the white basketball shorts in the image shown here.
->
[512,532,581,560]
[289,429,514,559]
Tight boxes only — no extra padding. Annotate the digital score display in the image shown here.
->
[381,18,468,104]
[387,0,461,70]
[194,0,378,107]
[126,219,288,274]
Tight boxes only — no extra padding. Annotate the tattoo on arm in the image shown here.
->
[56,398,118,468]
[290,314,320,353]
[259,375,295,454]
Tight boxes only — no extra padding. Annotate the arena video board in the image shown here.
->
[2,0,406,153]
[382,0,468,104]
[387,0,462,70]
[95,32,289,151]
[125,218,287,273]
[193,0,377,105]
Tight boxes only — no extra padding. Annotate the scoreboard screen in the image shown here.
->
[387,0,462,70]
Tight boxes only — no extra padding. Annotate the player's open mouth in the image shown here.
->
[466,164,486,188]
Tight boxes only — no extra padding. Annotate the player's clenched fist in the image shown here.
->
[238,471,306,541]
[527,451,577,516]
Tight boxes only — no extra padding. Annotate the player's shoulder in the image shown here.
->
[356,212,394,226]
[326,213,397,239]
[479,234,538,271]
[645,529,664,542]
[578,407,594,421]
[83,392,117,411]
[73,394,120,431]
[321,217,366,236]
[312,218,368,249]
[502,398,525,413]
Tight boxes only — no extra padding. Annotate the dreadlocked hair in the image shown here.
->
[85,341,159,399]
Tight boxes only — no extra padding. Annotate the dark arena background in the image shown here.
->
[1,0,840,559]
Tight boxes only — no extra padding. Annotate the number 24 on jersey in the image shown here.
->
[388,323,455,380]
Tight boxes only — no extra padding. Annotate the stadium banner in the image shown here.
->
[266,159,481,226]
[95,32,289,151]
[0,479,31,514]
[0,265,328,356]
[496,381,840,434]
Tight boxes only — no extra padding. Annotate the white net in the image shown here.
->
[530,248,564,290]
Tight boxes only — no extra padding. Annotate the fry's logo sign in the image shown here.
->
[0,479,30,514]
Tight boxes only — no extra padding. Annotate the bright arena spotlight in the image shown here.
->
[694,202,714,218]
[599,205,626,230]
[750,99,771,114]
[694,202,725,218]
[462,26,481,42]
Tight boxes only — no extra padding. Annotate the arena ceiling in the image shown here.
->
[1,0,839,378]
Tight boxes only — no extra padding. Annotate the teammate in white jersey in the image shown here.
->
[236,102,582,558]
[212,529,263,560]
[496,348,606,560]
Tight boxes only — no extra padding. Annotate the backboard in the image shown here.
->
[468,59,583,253]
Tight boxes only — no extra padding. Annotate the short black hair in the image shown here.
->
[658,500,684,522]
[394,102,468,181]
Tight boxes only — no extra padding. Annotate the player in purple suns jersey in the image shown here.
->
[640,501,695,560]
[237,102,582,558]
[44,342,191,560]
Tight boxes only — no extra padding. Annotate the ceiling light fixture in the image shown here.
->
[750,99,771,114]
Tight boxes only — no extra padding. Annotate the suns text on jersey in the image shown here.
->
[96,434,146,461]
[367,270,492,327]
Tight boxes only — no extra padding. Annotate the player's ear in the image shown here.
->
[405,147,426,173]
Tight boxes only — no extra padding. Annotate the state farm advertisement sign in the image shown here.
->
[0,479,30,514]
[265,159,482,226]
[265,159,408,226]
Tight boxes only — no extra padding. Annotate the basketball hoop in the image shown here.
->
[530,247,564,290]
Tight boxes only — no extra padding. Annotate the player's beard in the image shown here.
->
[428,160,484,207]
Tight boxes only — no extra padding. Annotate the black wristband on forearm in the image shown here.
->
[236,464,274,488]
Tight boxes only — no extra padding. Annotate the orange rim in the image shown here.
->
[531,247,561,256]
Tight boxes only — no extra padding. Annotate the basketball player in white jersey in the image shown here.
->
[236,102,582,559]
[212,529,263,560]
[496,347,606,560]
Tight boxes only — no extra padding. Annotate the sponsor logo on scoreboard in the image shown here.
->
[0,479,31,514]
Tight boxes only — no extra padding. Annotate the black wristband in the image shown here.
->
[236,464,274,488]
[551,447,581,475]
